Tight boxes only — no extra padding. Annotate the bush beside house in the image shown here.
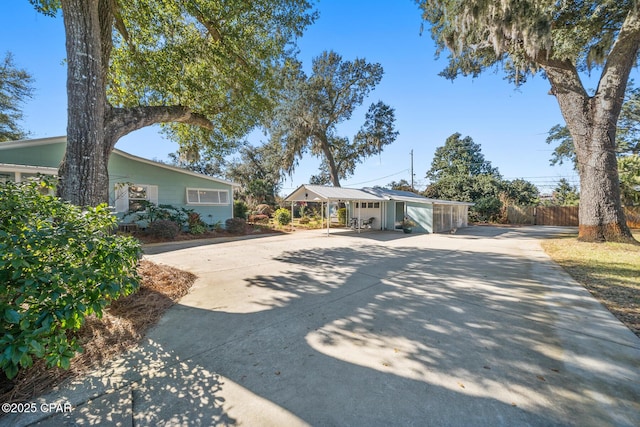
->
[0,178,141,380]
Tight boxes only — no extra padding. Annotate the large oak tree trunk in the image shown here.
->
[541,8,640,243]
[318,134,341,187]
[548,86,635,242]
[574,115,632,242]
[56,2,214,207]
[57,0,110,206]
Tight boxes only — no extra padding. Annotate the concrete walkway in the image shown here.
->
[4,226,639,426]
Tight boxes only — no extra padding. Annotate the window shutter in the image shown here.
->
[147,185,159,205]
[114,184,129,213]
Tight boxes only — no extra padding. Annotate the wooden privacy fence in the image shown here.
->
[507,205,640,227]
[626,206,640,228]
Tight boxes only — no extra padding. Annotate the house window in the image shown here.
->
[128,185,150,212]
[186,188,229,205]
[374,202,380,208]
[114,183,158,213]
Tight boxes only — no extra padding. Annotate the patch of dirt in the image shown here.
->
[133,225,281,244]
[0,261,196,404]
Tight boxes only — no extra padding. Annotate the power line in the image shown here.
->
[343,169,411,187]
[278,169,411,192]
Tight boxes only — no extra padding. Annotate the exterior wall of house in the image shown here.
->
[108,152,233,225]
[407,202,433,233]
[0,138,235,226]
[348,201,382,230]
[0,139,66,169]
[432,204,469,232]
[384,201,397,230]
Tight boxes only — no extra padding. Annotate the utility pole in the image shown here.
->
[410,149,414,191]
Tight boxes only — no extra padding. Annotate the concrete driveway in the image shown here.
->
[5,226,640,426]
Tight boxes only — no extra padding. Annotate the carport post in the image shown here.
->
[322,201,327,236]
[327,201,330,236]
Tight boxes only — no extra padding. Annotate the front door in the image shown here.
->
[395,202,405,230]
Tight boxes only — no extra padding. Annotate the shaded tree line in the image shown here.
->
[422,133,540,222]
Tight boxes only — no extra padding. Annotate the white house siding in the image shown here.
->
[349,201,382,229]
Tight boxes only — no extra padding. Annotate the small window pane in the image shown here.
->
[186,188,230,205]
[129,185,147,200]
[199,190,218,203]
[374,202,380,208]
[187,189,199,203]
[219,191,229,204]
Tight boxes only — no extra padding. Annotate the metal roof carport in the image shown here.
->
[285,185,474,235]
[285,185,385,235]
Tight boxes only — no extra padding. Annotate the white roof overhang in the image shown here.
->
[285,185,385,202]
[0,163,58,175]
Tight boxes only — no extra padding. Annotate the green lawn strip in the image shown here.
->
[541,231,640,337]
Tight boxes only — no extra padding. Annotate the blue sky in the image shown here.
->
[0,0,593,195]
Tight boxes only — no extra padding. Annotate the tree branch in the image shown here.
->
[188,3,223,42]
[188,3,251,70]
[105,105,214,150]
[595,7,640,115]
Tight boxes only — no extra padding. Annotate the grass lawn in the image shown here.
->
[541,230,640,337]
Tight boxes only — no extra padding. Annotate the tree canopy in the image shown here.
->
[0,52,34,142]
[28,0,315,206]
[417,0,640,242]
[386,179,414,192]
[424,133,539,220]
[426,133,499,182]
[551,178,580,206]
[225,141,284,206]
[269,50,398,187]
[618,155,640,206]
[419,0,635,83]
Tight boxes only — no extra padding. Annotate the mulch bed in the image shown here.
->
[0,261,196,404]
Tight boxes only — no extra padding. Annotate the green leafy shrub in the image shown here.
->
[189,223,207,235]
[0,178,141,380]
[187,212,207,235]
[225,218,247,234]
[146,219,180,239]
[234,200,249,219]
[274,208,291,226]
[337,208,347,225]
[127,202,187,226]
[471,197,503,222]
